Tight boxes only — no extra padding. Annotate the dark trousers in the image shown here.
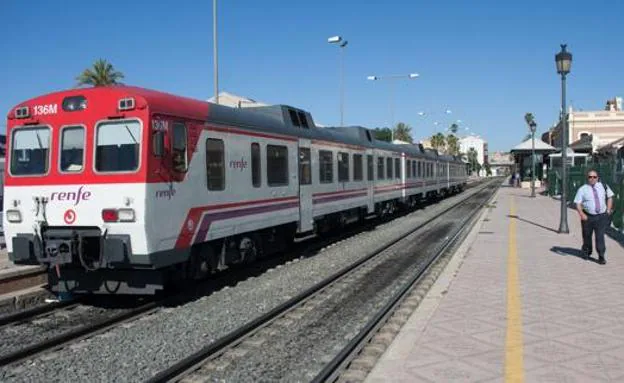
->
[581,213,608,258]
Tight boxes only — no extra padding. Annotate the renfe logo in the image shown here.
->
[229,158,248,171]
[50,186,92,206]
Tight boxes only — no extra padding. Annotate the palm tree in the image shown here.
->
[446,134,460,156]
[393,122,413,143]
[430,132,446,152]
[524,112,535,127]
[449,123,459,134]
[76,59,125,87]
[467,148,480,175]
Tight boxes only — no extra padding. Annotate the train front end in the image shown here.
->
[4,88,154,294]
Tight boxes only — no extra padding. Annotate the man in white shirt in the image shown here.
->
[574,169,614,264]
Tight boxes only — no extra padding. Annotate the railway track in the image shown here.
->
[147,180,499,382]
[0,181,489,374]
[0,268,46,296]
[0,298,159,367]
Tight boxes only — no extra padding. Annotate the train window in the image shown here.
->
[386,158,392,179]
[152,131,164,157]
[206,139,225,190]
[412,161,416,178]
[267,145,288,186]
[319,150,333,183]
[377,157,384,180]
[289,109,300,127]
[353,154,363,181]
[406,160,411,179]
[394,158,400,179]
[10,127,50,176]
[417,161,421,178]
[251,143,261,187]
[172,122,187,172]
[299,147,311,185]
[60,126,84,173]
[367,155,374,181]
[338,152,349,182]
[298,112,309,128]
[95,120,140,172]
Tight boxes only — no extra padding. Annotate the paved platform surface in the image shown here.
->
[366,183,624,382]
[0,247,42,279]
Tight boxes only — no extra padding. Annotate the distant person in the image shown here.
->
[574,169,614,264]
[514,172,520,187]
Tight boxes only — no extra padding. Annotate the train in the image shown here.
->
[4,86,468,294]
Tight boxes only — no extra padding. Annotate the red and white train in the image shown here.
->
[4,86,467,294]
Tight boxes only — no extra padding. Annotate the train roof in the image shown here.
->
[8,86,462,162]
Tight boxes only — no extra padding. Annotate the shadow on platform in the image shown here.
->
[550,246,586,260]
[508,214,558,233]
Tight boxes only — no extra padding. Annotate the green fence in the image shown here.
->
[547,164,624,230]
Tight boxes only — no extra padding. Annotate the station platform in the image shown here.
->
[366,182,624,382]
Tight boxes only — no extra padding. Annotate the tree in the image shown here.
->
[430,133,446,152]
[467,148,480,175]
[449,123,459,134]
[446,134,460,156]
[393,122,413,143]
[76,59,124,87]
[484,162,492,176]
[524,112,535,127]
[373,127,392,142]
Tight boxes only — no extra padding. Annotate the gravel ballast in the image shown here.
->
[0,184,490,382]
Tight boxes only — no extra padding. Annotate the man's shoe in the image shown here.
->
[598,257,606,265]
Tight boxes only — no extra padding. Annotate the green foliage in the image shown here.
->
[373,127,392,142]
[446,134,460,156]
[467,148,480,174]
[76,59,124,87]
[393,122,413,143]
[430,132,446,152]
[484,162,492,176]
[449,123,459,134]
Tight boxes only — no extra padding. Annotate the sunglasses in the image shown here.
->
[588,176,598,179]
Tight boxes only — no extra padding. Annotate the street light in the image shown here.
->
[213,0,219,104]
[555,43,572,234]
[529,120,537,198]
[328,35,348,126]
[367,73,420,141]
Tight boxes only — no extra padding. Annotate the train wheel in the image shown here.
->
[189,245,213,280]
[239,234,261,263]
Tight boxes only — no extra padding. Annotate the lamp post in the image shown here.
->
[328,36,348,126]
[367,73,419,142]
[529,120,537,198]
[213,0,219,104]
[555,44,572,234]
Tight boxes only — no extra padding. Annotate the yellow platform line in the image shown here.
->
[505,197,524,382]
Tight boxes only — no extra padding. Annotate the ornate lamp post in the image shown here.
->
[555,44,572,234]
[529,120,537,198]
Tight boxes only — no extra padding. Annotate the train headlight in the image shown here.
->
[6,210,22,223]
[118,208,135,222]
[14,106,29,119]
[102,208,135,222]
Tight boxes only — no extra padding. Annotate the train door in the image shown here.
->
[298,139,314,233]
[366,150,375,213]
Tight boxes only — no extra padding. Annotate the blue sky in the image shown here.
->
[1,0,622,151]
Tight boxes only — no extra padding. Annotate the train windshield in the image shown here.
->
[10,127,50,175]
[95,120,141,172]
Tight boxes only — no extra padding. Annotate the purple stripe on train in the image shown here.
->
[193,201,300,244]
[313,192,368,205]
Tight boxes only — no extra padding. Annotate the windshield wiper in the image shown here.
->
[124,125,138,144]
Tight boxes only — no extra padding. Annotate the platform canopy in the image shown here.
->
[510,138,557,154]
